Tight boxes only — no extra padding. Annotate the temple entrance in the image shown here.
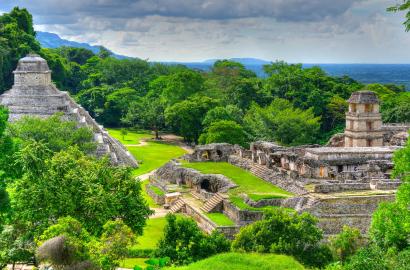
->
[200,179,212,192]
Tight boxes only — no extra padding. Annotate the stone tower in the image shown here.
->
[0,54,138,167]
[344,90,384,147]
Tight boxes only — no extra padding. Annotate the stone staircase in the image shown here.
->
[200,193,225,213]
[169,199,185,213]
[294,196,318,212]
[250,163,269,179]
[191,191,205,201]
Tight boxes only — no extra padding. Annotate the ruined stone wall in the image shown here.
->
[152,161,237,193]
[307,195,395,234]
[146,184,165,205]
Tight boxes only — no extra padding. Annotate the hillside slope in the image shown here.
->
[165,253,305,270]
[36,31,129,59]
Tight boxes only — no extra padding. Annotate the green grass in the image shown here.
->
[205,213,235,226]
[106,128,152,145]
[108,128,187,176]
[248,194,285,201]
[120,257,149,269]
[150,185,165,196]
[165,253,305,270]
[141,180,158,208]
[130,142,187,176]
[181,162,293,206]
[133,217,167,250]
[229,196,279,211]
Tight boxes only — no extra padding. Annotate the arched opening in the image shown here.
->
[216,150,223,158]
[200,179,212,192]
[201,150,211,160]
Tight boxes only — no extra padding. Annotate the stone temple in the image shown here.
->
[0,54,138,167]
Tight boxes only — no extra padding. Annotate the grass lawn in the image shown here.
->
[107,128,187,177]
[165,253,305,270]
[106,128,152,145]
[130,142,187,176]
[120,257,149,269]
[205,213,235,226]
[182,162,293,200]
[133,217,167,250]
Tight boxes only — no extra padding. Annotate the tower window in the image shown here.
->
[365,104,373,113]
[351,104,357,113]
[366,121,372,130]
[366,139,372,147]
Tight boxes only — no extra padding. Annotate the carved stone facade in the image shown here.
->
[0,54,137,167]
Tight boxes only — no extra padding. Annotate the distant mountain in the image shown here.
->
[202,58,271,65]
[36,31,129,59]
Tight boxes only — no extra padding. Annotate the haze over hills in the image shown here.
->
[36,31,129,59]
[36,31,410,89]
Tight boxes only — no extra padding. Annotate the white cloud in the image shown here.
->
[5,0,410,62]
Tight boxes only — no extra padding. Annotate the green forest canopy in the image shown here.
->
[1,7,409,148]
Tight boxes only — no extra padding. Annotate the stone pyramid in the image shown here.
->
[0,54,138,167]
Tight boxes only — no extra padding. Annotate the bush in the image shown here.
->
[232,208,332,268]
[343,245,388,270]
[329,226,365,263]
[154,214,230,266]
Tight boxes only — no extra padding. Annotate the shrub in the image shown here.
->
[232,208,332,268]
[154,214,230,265]
[329,226,365,263]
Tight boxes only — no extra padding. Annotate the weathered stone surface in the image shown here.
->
[187,143,236,162]
[152,160,237,193]
[0,54,137,167]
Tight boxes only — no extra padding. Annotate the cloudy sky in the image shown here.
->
[1,0,410,63]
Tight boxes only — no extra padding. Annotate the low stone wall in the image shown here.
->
[222,200,264,225]
[375,181,401,190]
[314,183,371,193]
[243,195,282,208]
[182,201,239,239]
[146,184,165,205]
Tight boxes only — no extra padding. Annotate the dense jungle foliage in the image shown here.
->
[1,8,409,148]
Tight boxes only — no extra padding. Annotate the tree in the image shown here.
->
[120,129,128,141]
[0,225,33,270]
[165,96,218,143]
[199,120,248,147]
[102,87,139,126]
[329,226,365,263]
[9,143,152,239]
[244,99,321,146]
[160,70,204,106]
[0,7,41,92]
[202,105,243,128]
[388,1,410,31]
[155,214,230,266]
[8,113,96,154]
[37,217,93,270]
[123,97,165,139]
[95,220,135,270]
[232,208,332,268]
[370,133,410,252]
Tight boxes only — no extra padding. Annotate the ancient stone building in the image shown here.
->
[0,54,137,167]
[345,91,384,147]
[148,90,408,237]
